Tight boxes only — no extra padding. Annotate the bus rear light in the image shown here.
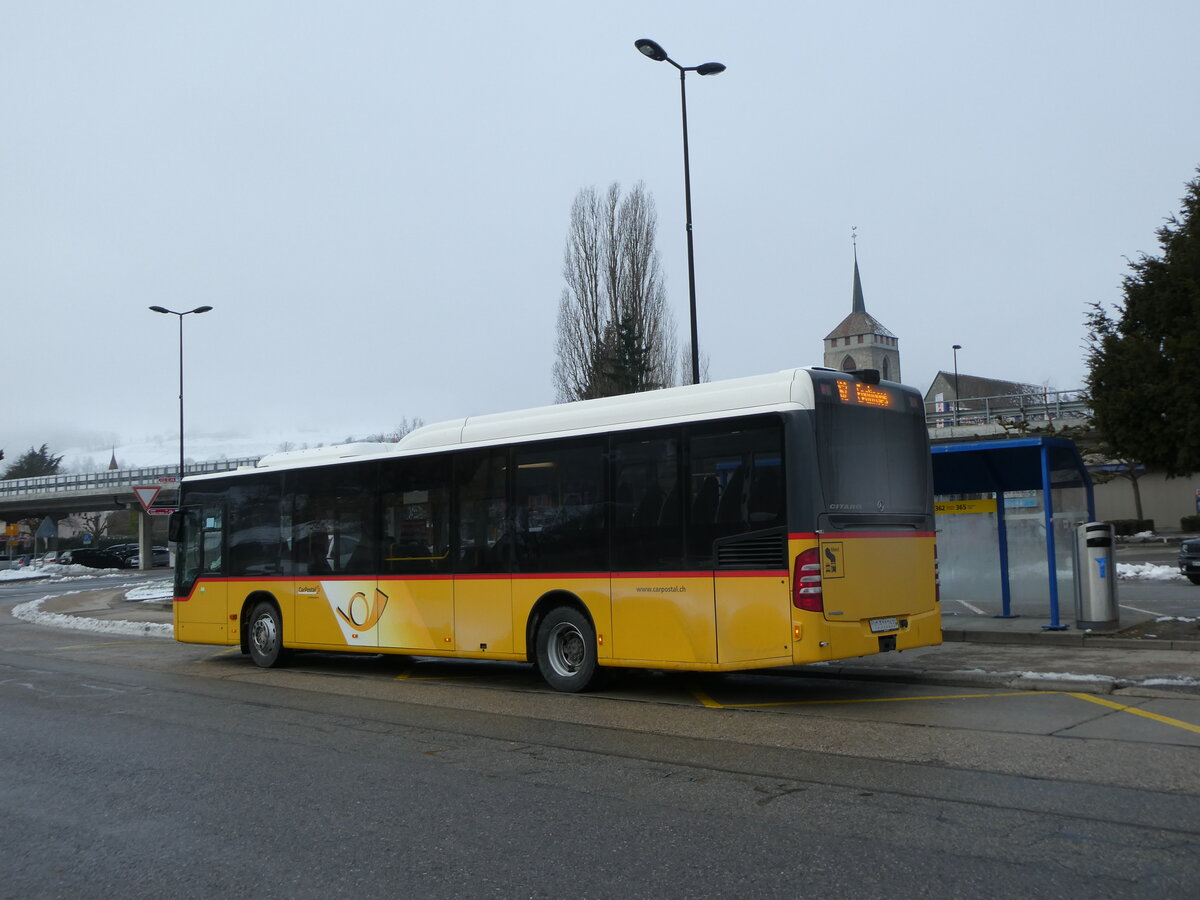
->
[793,548,824,611]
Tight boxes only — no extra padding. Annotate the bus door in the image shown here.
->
[376,456,454,652]
[173,503,231,645]
[452,450,512,654]
[291,470,381,650]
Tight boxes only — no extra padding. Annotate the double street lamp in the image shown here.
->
[634,38,725,386]
[148,305,213,482]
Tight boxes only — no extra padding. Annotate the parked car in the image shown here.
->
[1179,538,1200,585]
[68,549,126,570]
[58,549,73,565]
[128,547,171,568]
[37,551,60,567]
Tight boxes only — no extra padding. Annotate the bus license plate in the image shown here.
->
[869,617,899,634]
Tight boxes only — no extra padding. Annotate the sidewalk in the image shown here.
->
[28,587,1200,697]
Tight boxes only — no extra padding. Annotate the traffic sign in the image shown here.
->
[147,507,178,516]
[133,486,161,511]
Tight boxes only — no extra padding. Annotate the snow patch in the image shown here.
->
[11,591,173,638]
[1116,562,1187,582]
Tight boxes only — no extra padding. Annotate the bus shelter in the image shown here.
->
[931,437,1095,630]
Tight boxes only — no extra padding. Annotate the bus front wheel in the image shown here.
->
[536,606,598,693]
[247,601,288,668]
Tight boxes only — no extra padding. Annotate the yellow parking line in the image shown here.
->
[195,647,241,662]
[1069,692,1200,735]
[690,688,1038,710]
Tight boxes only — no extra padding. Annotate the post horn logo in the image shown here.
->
[336,588,389,631]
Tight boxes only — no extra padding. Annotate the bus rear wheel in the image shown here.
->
[536,606,598,693]
[247,601,288,668]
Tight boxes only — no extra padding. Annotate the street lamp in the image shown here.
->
[634,38,725,386]
[149,305,213,482]
[952,344,962,426]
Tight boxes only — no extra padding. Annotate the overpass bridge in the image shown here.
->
[0,458,259,526]
[923,388,1090,443]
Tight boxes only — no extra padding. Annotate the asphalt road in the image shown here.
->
[3,576,1200,898]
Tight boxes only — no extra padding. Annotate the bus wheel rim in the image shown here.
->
[548,622,585,677]
[252,612,278,654]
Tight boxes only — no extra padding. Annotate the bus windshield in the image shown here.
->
[813,379,931,517]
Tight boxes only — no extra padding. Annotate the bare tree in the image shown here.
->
[553,182,677,402]
[65,511,110,544]
[359,417,427,443]
[678,342,711,386]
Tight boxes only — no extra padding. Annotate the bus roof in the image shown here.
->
[195,368,849,480]
[396,367,822,453]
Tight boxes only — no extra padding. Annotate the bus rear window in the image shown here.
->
[814,391,930,516]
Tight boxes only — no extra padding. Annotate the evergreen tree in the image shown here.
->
[1086,170,1200,477]
[2,444,63,479]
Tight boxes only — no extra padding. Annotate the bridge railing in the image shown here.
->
[926,389,1090,429]
[0,458,261,497]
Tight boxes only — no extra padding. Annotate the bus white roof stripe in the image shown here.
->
[397,368,818,452]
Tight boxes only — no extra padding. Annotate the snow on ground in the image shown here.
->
[1116,562,1187,582]
[9,574,174,637]
[0,563,128,582]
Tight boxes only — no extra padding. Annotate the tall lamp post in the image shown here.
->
[634,38,725,386]
[149,305,213,483]
[951,344,962,426]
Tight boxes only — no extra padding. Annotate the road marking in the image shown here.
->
[946,598,987,615]
[1068,692,1200,735]
[690,689,1200,737]
[1119,603,1165,616]
[690,687,1040,709]
[55,640,155,650]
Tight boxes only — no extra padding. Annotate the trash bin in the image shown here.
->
[1074,522,1119,630]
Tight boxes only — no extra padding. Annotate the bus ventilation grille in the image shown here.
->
[715,531,786,570]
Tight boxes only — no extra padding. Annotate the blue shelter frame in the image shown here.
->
[931,437,1095,630]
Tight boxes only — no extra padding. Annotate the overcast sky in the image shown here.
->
[3,1,1198,470]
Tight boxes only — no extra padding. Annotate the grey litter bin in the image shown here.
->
[1074,522,1119,630]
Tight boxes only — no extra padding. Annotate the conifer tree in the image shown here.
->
[2,444,63,479]
[1086,170,1200,477]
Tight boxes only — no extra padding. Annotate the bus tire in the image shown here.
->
[535,606,598,693]
[247,601,288,668]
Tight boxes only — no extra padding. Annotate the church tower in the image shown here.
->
[822,241,901,382]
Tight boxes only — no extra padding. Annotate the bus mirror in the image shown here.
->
[168,510,183,543]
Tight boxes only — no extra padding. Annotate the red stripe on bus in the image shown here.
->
[820,531,936,539]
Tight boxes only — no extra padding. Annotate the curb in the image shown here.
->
[943,629,1200,652]
[785,663,1200,697]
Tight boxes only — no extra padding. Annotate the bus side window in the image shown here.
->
[612,431,683,571]
[689,418,785,566]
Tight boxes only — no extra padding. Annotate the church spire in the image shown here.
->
[851,226,866,314]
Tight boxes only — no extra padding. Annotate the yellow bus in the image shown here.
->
[170,367,939,691]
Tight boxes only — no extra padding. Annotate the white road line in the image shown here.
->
[947,597,987,615]
[1120,603,1164,617]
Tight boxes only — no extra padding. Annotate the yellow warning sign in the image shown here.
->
[821,541,845,579]
[935,499,998,515]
